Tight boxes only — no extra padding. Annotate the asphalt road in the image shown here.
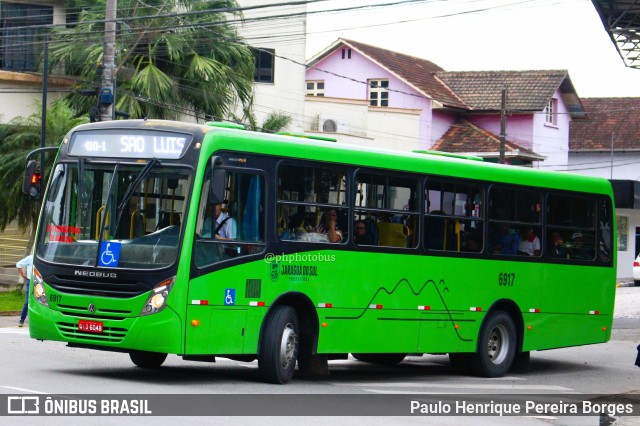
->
[0,287,638,426]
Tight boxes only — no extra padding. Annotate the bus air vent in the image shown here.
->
[246,279,262,298]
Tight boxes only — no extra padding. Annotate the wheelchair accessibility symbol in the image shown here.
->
[98,241,121,267]
[224,288,235,306]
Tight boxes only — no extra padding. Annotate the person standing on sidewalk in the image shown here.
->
[16,255,33,327]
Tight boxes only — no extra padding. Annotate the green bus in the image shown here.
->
[25,119,616,384]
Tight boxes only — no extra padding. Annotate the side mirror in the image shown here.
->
[23,160,42,200]
[209,156,225,205]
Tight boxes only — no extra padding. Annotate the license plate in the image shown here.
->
[78,320,104,333]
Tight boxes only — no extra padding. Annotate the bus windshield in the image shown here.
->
[35,161,191,270]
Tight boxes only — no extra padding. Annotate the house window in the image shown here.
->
[545,98,558,125]
[0,3,53,71]
[306,81,324,97]
[368,79,389,107]
[252,48,275,83]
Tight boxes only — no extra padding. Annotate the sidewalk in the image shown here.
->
[0,314,24,328]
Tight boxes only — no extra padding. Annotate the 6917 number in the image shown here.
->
[498,272,515,286]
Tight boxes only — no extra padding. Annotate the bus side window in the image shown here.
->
[355,172,418,248]
[194,167,265,268]
[426,180,483,253]
[547,193,596,262]
[277,163,347,244]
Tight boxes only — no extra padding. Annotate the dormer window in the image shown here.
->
[545,98,558,126]
[368,79,389,107]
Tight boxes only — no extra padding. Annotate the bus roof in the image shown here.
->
[203,126,613,196]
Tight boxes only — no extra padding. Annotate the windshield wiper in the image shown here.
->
[113,158,160,235]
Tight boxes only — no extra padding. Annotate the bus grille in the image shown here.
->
[57,321,128,343]
[47,275,148,298]
[57,303,132,321]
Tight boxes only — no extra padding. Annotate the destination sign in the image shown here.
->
[68,130,192,159]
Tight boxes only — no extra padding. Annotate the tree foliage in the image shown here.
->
[0,101,88,233]
[241,111,293,133]
[50,0,255,121]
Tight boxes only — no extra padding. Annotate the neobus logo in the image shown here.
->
[74,270,118,279]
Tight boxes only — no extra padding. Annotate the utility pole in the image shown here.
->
[99,0,117,121]
[40,36,49,201]
[610,131,615,179]
[499,88,507,165]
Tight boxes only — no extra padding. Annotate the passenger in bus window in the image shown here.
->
[316,208,343,243]
[518,227,541,256]
[569,231,590,260]
[202,203,236,240]
[354,220,375,245]
[490,224,519,255]
[549,231,567,258]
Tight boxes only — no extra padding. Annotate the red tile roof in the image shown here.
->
[308,39,583,116]
[437,70,573,112]
[570,97,640,151]
[432,120,543,160]
[313,38,469,109]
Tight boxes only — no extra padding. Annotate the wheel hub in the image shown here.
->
[487,324,509,364]
[280,323,297,368]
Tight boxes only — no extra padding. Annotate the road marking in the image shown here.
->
[337,382,572,390]
[365,388,578,394]
[1,386,48,394]
[0,329,29,335]
[358,383,577,394]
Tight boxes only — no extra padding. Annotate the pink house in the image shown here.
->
[305,38,586,167]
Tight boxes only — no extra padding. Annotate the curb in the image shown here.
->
[0,311,20,316]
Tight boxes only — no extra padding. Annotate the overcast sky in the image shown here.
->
[306,0,640,98]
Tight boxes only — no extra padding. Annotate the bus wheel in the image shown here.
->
[129,350,168,369]
[470,310,516,377]
[351,353,406,365]
[259,306,299,384]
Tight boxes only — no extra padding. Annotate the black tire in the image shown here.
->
[448,352,472,374]
[129,350,168,369]
[634,280,640,287]
[469,310,516,377]
[258,306,299,384]
[351,353,406,365]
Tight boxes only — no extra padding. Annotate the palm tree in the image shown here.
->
[51,0,255,121]
[0,100,88,236]
[241,111,293,133]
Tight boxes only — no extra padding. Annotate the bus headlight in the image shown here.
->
[32,266,49,307]
[140,277,175,316]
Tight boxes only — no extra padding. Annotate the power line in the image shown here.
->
[3,0,637,170]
